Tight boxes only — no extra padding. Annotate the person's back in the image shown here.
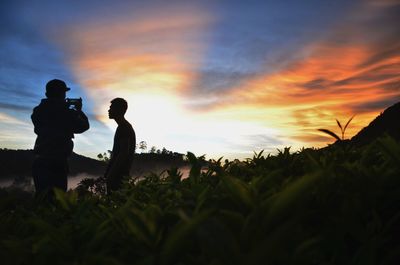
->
[32,98,88,157]
[31,79,89,197]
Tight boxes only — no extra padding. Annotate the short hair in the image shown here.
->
[111,98,128,114]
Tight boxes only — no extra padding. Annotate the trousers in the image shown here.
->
[32,156,69,194]
[106,174,125,194]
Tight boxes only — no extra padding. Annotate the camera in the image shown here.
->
[66,97,82,109]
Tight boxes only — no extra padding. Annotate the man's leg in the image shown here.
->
[52,159,68,192]
[32,158,68,200]
[106,174,124,194]
[32,157,52,195]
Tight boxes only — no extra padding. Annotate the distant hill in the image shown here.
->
[2,102,398,180]
[0,150,105,179]
[0,150,187,180]
[351,101,400,145]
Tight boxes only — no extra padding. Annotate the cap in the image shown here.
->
[46,79,71,93]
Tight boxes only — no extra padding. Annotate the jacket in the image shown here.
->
[31,98,90,158]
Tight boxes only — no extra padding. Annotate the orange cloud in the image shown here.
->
[204,6,400,148]
[48,6,224,154]
[53,6,213,118]
[47,0,399,155]
[217,43,398,147]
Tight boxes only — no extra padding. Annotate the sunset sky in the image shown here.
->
[0,0,399,159]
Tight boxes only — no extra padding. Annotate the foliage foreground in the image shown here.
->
[1,135,399,265]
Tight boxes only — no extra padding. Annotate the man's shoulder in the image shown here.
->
[120,120,134,129]
[32,101,48,117]
[117,121,135,136]
[32,100,46,112]
[32,105,40,114]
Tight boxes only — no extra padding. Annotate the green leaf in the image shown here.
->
[218,209,245,232]
[378,134,400,164]
[54,189,78,211]
[54,188,69,210]
[194,186,210,213]
[161,210,213,265]
[336,119,343,133]
[264,172,320,226]
[186,152,205,183]
[318,129,341,142]
[343,115,355,134]
[221,175,254,210]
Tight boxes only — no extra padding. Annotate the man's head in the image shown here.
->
[45,79,70,99]
[108,98,128,119]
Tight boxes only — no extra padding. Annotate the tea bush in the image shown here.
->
[1,135,399,265]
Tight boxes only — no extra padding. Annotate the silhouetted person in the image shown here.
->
[105,98,136,194]
[31,79,89,198]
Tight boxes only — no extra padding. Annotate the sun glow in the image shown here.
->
[42,0,400,159]
[53,6,271,157]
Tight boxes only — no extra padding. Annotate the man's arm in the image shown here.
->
[70,110,90,134]
[31,107,44,135]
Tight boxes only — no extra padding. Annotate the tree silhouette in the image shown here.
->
[139,141,147,152]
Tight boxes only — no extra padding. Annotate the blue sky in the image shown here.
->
[0,0,399,159]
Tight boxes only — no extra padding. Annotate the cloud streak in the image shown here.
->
[193,0,400,148]
[1,0,399,158]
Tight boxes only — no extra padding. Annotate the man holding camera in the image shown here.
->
[31,79,90,197]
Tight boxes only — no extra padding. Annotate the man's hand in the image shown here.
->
[75,98,82,111]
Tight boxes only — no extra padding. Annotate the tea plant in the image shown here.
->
[319,115,355,141]
[0,135,399,265]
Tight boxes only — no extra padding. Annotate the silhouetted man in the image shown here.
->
[31,79,89,197]
[105,98,136,194]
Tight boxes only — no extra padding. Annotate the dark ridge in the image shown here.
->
[69,152,106,176]
[0,150,106,179]
[0,149,187,180]
[351,101,400,145]
[2,102,398,180]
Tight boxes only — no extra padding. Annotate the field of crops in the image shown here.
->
[1,135,399,265]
